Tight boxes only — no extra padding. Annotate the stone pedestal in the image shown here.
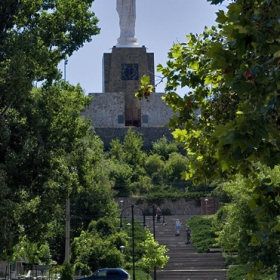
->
[116,36,139,48]
[103,46,154,93]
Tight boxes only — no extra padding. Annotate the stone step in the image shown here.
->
[141,215,228,279]
[156,269,228,280]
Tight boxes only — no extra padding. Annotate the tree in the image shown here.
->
[0,0,100,258]
[139,230,169,274]
[144,154,165,185]
[151,136,179,160]
[71,219,128,273]
[158,0,280,180]
[108,129,147,194]
[122,129,146,167]
[60,261,73,280]
[13,236,51,266]
[0,82,101,258]
[214,166,280,277]
[136,0,280,275]
[164,152,189,182]
[0,0,100,145]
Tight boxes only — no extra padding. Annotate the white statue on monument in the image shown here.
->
[116,0,139,47]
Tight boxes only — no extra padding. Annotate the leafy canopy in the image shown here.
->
[136,0,280,275]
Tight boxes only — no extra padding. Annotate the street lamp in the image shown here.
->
[119,205,146,280]
[120,246,125,267]
[127,223,131,237]
[204,198,209,216]
[64,59,68,81]
[120,245,125,253]
[120,200,124,207]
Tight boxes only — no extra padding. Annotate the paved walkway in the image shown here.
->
[144,215,228,280]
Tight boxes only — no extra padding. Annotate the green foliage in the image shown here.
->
[227,264,275,280]
[109,162,133,196]
[123,129,146,167]
[108,131,194,196]
[130,175,154,195]
[14,237,51,265]
[71,223,126,272]
[126,269,152,280]
[0,82,99,258]
[73,262,91,276]
[144,154,165,185]
[187,216,216,253]
[151,136,179,160]
[135,75,155,101]
[164,152,189,182]
[0,0,101,257]
[95,217,117,236]
[72,216,147,273]
[214,169,280,274]
[109,139,126,162]
[139,230,169,273]
[136,0,280,275]
[60,262,73,280]
[109,129,148,195]
[145,188,209,204]
[227,265,249,280]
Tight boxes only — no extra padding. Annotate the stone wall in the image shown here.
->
[141,93,174,127]
[94,127,174,150]
[115,197,201,217]
[84,92,125,128]
[84,92,175,128]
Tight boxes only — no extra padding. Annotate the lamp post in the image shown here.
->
[148,205,165,280]
[119,205,146,280]
[277,267,280,280]
[127,223,131,237]
[65,167,76,263]
[204,198,208,216]
[120,246,125,267]
[64,59,68,81]
[64,59,70,263]
[65,198,70,262]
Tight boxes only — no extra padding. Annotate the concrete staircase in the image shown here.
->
[144,215,228,280]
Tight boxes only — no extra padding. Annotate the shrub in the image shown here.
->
[60,262,73,280]
[187,216,216,253]
[151,136,178,160]
[227,265,248,280]
[144,154,165,185]
[164,152,189,182]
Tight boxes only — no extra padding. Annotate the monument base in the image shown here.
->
[116,37,140,48]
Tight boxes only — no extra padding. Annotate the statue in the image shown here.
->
[116,0,139,47]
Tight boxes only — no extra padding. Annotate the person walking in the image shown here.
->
[175,219,181,236]
[156,207,162,223]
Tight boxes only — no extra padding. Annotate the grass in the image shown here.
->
[127,268,152,280]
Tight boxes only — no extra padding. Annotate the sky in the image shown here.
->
[59,0,229,96]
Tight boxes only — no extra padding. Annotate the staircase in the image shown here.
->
[144,215,228,280]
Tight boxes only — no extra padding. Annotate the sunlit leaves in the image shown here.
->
[135,75,155,101]
[149,0,280,276]
[139,230,169,273]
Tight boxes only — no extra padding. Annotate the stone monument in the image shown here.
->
[116,0,139,47]
[83,0,174,149]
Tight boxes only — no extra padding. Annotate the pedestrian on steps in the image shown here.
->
[156,207,162,223]
[175,219,181,236]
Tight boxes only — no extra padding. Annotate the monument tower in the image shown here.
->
[103,0,155,127]
[84,0,174,149]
